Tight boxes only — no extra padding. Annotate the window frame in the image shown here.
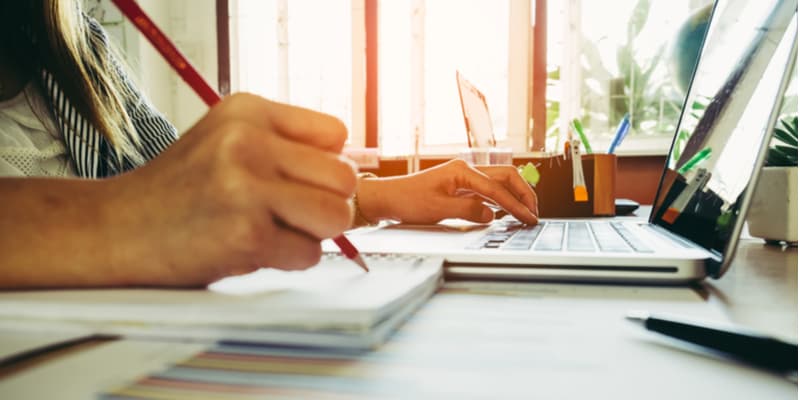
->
[221,0,678,158]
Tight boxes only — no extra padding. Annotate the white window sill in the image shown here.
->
[374,136,673,160]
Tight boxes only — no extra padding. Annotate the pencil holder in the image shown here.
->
[521,153,617,218]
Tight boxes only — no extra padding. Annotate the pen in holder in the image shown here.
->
[570,139,588,202]
[521,152,617,218]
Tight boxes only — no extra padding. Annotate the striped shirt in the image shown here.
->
[38,16,177,178]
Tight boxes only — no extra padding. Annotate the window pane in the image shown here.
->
[548,0,710,149]
[378,0,413,155]
[288,0,352,130]
[424,1,509,146]
[379,0,510,155]
[236,0,279,99]
[235,0,353,133]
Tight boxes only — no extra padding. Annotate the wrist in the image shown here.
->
[353,174,395,226]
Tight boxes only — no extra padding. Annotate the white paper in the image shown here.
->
[0,255,443,349]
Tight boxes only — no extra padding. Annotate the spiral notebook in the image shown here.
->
[0,254,443,349]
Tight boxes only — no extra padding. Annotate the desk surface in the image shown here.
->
[0,238,796,399]
[707,238,797,340]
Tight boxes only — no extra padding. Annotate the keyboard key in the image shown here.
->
[534,222,565,251]
[567,222,595,252]
[484,234,512,241]
[611,222,654,253]
[589,222,631,252]
[466,240,486,250]
[503,225,543,250]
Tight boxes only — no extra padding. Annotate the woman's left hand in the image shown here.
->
[356,159,538,226]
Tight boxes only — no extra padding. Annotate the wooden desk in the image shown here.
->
[705,238,797,340]
[0,238,796,399]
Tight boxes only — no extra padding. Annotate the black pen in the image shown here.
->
[626,311,798,372]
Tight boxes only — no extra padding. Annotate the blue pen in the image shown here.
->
[608,113,631,154]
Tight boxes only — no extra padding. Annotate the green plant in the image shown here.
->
[576,0,689,137]
[543,0,709,148]
[545,67,562,149]
[609,0,682,132]
[765,114,798,167]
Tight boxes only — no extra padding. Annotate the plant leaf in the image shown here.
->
[641,44,665,85]
[775,144,798,156]
[617,46,633,81]
[780,117,798,138]
[774,128,798,147]
[767,148,796,166]
[628,0,650,39]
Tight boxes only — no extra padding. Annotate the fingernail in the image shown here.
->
[482,208,494,221]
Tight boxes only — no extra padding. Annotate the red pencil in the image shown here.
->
[111,0,368,272]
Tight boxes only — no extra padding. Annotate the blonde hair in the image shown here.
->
[3,1,145,164]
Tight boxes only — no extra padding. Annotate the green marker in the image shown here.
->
[571,118,593,154]
[518,162,540,186]
[677,147,712,174]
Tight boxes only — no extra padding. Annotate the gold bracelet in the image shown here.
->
[352,172,378,227]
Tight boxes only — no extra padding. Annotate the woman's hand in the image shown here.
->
[106,93,357,286]
[356,159,538,226]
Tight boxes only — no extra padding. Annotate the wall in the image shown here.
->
[85,0,218,134]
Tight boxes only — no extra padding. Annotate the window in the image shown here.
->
[231,0,363,145]
[378,0,511,154]
[379,0,529,156]
[229,0,711,156]
[547,0,713,154]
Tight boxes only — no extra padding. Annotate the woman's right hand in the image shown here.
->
[107,93,357,286]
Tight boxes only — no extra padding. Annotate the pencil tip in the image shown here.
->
[353,255,370,272]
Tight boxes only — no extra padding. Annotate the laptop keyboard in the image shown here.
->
[468,220,654,253]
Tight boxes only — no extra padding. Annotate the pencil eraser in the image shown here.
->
[519,162,540,186]
[662,208,679,224]
[573,186,588,202]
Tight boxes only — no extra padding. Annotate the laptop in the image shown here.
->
[456,70,497,148]
[334,0,798,284]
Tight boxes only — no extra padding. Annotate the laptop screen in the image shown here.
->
[456,71,497,148]
[650,0,797,269]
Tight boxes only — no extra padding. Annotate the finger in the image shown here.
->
[454,165,538,225]
[478,166,539,215]
[250,134,358,197]
[217,93,348,152]
[265,181,353,239]
[257,225,323,271]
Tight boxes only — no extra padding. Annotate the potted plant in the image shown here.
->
[747,114,798,245]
